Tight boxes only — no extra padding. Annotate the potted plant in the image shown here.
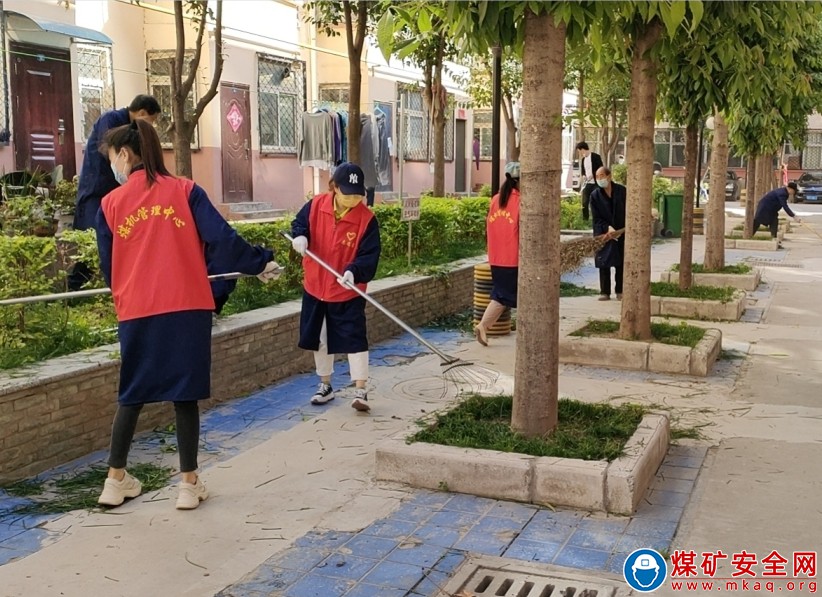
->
[52,177,78,234]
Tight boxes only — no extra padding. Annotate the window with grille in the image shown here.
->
[802,131,822,169]
[399,88,428,161]
[147,50,198,148]
[444,107,454,162]
[77,45,115,142]
[319,85,349,104]
[654,128,685,167]
[258,55,305,154]
[473,110,492,160]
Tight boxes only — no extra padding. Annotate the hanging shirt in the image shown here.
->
[486,188,520,267]
[299,112,334,169]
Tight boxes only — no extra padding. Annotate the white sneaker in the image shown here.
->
[351,388,370,412]
[176,477,208,510]
[310,382,335,405]
[98,471,142,507]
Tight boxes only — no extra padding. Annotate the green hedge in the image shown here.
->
[0,197,490,369]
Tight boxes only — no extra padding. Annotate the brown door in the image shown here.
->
[220,83,253,202]
[10,43,76,179]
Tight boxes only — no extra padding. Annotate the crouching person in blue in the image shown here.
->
[95,119,280,509]
[291,163,381,412]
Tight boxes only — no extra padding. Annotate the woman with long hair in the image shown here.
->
[475,162,520,346]
[95,119,280,510]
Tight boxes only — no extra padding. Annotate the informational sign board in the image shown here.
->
[401,195,420,222]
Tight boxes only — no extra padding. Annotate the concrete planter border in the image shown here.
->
[660,269,761,291]
[559,329,722,377]
[650,290,746,321]
[725,238,780,251]
[375,413,670,515]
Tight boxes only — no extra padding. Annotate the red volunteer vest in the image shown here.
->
[101,170,215,321]
[486,188,520,267]
[303,193,373,302]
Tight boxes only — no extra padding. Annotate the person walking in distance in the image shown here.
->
[576,141,604,222]
[753,182,802,248]
[95,120,281,509]
[475,162,520,346]
[589,166,626,301]
[69,95,162,290]
[291,163,382,412]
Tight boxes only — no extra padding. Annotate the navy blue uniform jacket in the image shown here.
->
[74,108,130,230]
[755,188,795,225]
[590,182,626,268]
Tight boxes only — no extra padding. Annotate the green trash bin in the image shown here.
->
[660,193,684,237]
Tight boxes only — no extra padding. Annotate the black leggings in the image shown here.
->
[752,218,779,238]
[108,401,200,472]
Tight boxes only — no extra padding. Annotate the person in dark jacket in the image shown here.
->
[754,183,802,248]
[576,141,604,221]
[68,95,162,290]
[291,163,381,412]
[94,119,280,510]
[589,166,626,301]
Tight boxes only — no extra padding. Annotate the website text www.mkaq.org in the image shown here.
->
[671,579,817,593]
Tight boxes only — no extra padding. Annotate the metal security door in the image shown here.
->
[10,43,76,178]
[220,83,253,202]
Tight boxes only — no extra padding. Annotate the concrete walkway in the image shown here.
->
[0,205,820,596]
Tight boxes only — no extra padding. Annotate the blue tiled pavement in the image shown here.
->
[217,443,707,597]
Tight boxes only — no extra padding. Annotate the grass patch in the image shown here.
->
[672,263,752,275]
[726,232,774,241]
[571,319,706,348]
[2,479,44,497]
[411,394,645,461]
[650,282,736,303]
[670,426,704,441]
[8,463,172,516]
[719,348,746,361]
[560,282,598,297]
[427,309,474,334]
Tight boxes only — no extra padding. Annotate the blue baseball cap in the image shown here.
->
[333,162,366,196]
[505,162,520,179]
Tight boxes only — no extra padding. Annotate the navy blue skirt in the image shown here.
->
[299,292,368,354]
[117,310,212,406]
[490,266,518,309]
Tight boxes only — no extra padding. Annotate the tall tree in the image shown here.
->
[170,0,224,179]
[378,2,455,197]
[305,1,377,165]
[453,52,523,162]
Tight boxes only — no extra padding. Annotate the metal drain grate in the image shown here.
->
[437,556,628,597]
[742,258,804,268]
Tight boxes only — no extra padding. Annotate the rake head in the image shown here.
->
[441,359,500,394]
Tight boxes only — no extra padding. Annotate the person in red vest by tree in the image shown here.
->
[291,163,382,412]
[475,162,520,346]
[94,119,280,510]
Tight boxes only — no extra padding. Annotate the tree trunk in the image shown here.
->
[704,110,729,271]
[679,123,698,290]
[344,1,367,166]
[755,155,770,214]
[744,155,757,238]
[578,71,584,143]
[432,44,446,197]
[511,10,565,438]
[502,97,519,162]
[619,19,662,342]
[173,122,193,178]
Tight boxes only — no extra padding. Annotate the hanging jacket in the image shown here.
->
[486,188,520,267]
[299,112,334,169]
[292,192,381,303]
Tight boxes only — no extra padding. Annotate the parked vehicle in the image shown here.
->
[794,171,822,203]
[701,169,741,202]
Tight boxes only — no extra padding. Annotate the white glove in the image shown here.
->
[291,235,308,255]
[256,261,282,283]
[336,270,355,288]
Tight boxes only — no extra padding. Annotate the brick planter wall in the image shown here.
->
[0,262,476,483]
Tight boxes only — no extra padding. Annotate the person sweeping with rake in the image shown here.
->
[590,166,626,301]
[291,163,381,412]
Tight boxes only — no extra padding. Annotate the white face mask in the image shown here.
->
[111,152,128,185]
[596,178,609,189]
